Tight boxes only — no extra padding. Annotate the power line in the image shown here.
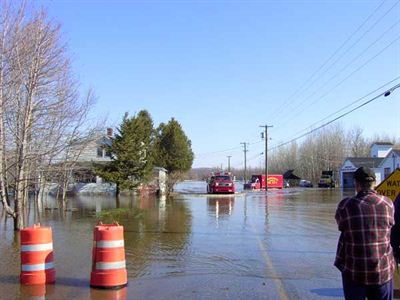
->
[195,139,263,157]
[283,76,400,142]
[195,145,242,157]
[195,2,399,162]
[269,0,393,123]
[277,30,400,128]
[270,82,400,151]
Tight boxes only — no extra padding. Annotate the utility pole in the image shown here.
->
[227,156,232,172]
[240,142,248,181]
[259,125,273,191]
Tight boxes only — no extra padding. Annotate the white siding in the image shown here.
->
[370,144,392,158]
[379,151,400,179]
[69,137,112,163]
[374,170,382,185]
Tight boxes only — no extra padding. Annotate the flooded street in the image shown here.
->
[0,182,352,299]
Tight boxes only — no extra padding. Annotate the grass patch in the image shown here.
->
[95,208,145,223]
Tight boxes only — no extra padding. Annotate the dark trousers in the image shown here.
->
[342,275,393,300]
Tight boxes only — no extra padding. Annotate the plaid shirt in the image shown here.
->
[334,189,395,285]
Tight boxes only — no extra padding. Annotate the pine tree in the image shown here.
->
[153,118,194,193]
[96,110,154,196]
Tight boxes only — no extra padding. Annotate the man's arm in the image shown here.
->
[335,198,348,232]
[391,199,400,262]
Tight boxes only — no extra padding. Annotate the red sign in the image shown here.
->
[267,174,283,189]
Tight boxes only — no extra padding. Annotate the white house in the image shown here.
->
[339,142,398,188]
[378,148,400,180]
[66,128,168,194]
[370,142,393,158]
[69,128,113,163]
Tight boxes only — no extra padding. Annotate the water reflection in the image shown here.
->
[0,185,349,299]
[122,195,192,279]
[207,197,235,218]
[20,284,55,299]
[90,287,127,300]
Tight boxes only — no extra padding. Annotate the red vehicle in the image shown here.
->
[207,172,236,194]
[244,174,283,190]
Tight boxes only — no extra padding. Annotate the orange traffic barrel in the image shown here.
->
[90,222,127,289]
[20,224,55,285]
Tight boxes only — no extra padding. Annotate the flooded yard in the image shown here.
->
[0,182,353,299]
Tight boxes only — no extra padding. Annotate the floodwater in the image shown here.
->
[0,182,356,300]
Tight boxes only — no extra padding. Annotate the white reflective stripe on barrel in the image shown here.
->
[95,260,126,270]
[96,240,124,248]
[21,243,53,252]
[21,262,54,272]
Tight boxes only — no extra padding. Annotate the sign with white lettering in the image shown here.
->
[375,168,400,202]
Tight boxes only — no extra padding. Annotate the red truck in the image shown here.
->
[244,174,283,190]
[207,172,236,194]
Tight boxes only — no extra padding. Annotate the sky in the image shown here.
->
[37,0,400,168]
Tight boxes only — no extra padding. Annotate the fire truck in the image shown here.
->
[206,172,236,194]
[244,174,283,190]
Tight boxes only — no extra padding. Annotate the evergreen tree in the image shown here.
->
[96,110,154,196]
[153,118,194,193]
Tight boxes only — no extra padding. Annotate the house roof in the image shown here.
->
[345,157,384,168]
[370,142,393,147]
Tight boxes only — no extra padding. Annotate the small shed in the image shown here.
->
[153,167,167,195]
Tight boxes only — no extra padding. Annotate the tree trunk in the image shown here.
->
[0,7,14,218]
[116,184,120,198]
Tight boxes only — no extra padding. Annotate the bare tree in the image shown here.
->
[346,126,369,157]
[0,2,97,230]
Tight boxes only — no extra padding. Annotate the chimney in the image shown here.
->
[106,128,113,137]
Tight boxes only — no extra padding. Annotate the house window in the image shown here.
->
[105,150,112,157]
[97,147,103,158]
[384,168,391,179]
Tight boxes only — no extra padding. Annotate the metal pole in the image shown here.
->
[260,125,273,191]
[227,156,231,172]
[240,142,248,181]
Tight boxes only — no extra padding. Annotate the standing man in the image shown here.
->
[335,167,395,300]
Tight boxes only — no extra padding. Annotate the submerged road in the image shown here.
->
[0,182,353,299]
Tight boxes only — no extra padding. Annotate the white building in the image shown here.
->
[339,142,398,188]
[69,128,113,163]
[370,142,393,158]
[378,148,400,180]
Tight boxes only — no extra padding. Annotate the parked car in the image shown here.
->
[299,180,313,188]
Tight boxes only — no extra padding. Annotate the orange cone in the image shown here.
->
[20,224,55,285]
[90,222,127,289]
